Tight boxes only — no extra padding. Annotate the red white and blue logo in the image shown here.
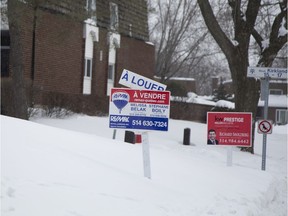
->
[111,91,130,114]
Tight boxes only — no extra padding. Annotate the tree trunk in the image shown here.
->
[7,0,28,120]
[197,0,262,153]
[229,53,260,154]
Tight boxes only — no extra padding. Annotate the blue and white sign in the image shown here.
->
[109,88,170,131]
[111,91,130,114]
[247,66,287,79]
[119,69,167,91]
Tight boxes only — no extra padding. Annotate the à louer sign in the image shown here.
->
[109,88,170,131]
[119,69,167,91]
[207,112,252,146]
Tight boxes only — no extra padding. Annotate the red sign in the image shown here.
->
[111,88,170,105]
[207,112,252,146]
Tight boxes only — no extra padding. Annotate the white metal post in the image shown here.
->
[141,132,151,179]
[261,74,269,171]
[227,146,233,167]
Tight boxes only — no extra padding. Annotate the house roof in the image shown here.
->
[258,95,288,108]
[173,93,287,109]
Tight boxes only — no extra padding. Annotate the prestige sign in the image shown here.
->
[109,88,170,131]
[207,112,252,146]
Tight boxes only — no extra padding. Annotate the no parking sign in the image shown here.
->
[257,120,273,134]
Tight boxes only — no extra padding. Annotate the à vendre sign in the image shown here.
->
[109,88,170,131]
[207,112,252,146]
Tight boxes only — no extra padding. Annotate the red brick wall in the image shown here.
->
[4,3,155,115]
[91,33,155,97]
[116,36,155,85]
[33,11,84,94]
[92,28,109,97]
[17,6,33,80]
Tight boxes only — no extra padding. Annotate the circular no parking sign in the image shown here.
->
[257,120,273,134]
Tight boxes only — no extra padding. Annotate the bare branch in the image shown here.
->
[197,0,235,60]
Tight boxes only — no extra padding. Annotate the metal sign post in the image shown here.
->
[227,146,233,167]
[141,132,151,179]
[247,66,287,171]
[261,74,270,171]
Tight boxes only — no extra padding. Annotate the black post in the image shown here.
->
[183,128,190,145]
[124,131,135,144]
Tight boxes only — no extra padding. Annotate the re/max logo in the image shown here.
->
[110,116,130,122]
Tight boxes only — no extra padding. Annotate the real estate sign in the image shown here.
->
[109,88,170,131]
[119,69,167,91]
[207,112,252,146]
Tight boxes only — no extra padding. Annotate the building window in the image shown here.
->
[1,30,10,77]
[110,2,118,31]
[276,109,288,125]
[84,58,92,78]
[108,64,115,81]
[270,89,283,95]
[1,48,9,77]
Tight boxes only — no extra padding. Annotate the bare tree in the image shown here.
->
[197,0,287,153]
[149,0,210,82]
[7,0,28,119]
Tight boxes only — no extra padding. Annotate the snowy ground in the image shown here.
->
[1,114,287,216]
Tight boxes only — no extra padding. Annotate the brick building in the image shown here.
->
[1,0,155,115]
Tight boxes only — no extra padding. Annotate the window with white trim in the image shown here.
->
[84,58,92,78]
[108,64,115,81]
[276,109,288,125]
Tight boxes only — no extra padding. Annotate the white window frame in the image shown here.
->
[106,33,120,96]
[84,58,93,78]
[108,64,115,81]
[276,109,288,125]
[83,17,98,95]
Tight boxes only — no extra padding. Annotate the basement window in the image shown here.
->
[108,64,115,81]
[84,58,92,78]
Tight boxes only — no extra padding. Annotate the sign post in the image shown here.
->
[109,87,170,179]
[227,146,233,167]
[262,74,269,171]
[247,66,287,171]
[141,132,151,178]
